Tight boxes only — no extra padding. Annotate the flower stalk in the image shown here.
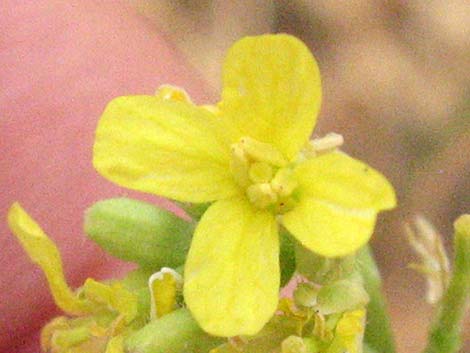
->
[423,215,470,353]
[357,246,396,353]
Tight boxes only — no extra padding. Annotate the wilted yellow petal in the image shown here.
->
[184,197,279,336]
[149,268,182,319]
[295,151,396,211]
[220,34,322,160]
[82,279,138,324]
[94,96,239,203]
[7,203,92,315]
[41,316,69,352]
[282,198,376,257]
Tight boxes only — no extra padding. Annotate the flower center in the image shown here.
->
[230,137,298,213]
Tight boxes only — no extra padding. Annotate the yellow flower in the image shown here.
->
[93,34,395,336]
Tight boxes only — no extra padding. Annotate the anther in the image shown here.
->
[246,183,278,209]
[155,85,192,103]
[303,133,344,158]
[271,169,298,197]
[230,144,250,187]
[239,136,287,167]
[249,162,273,184]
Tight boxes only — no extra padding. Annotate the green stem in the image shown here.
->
[423,215,470,353]
[357,246,396,353]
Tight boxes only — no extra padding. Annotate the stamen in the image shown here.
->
[249,162,273,184]
[201,105,220,115]
[149,268,183,320]
[239,136,287,167]
[247,183,278,209]
[51,326,92,351]
[229,137,299,212]
[303,133,344,158]
[276,197,297,214]
[155,85,192,103]
[230,144,250,187]
[271,169,298,197]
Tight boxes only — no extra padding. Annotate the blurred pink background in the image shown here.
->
[1,1,469,352]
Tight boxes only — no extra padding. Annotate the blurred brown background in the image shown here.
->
[134,1,470,352]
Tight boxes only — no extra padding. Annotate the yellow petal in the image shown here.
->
[220,34,322,160]
[295,151,396,210]
[7,203,92,315]
[184,197,279,336]
[93,96,238,203]
[149,267,182,319]
[41,316,69,352]
[282,198,377,257]
[334,309,366,353]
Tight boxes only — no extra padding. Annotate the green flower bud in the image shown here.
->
[316,275,369,315]
[84,198,193,270]
[295,243,355,285]
[293,282,319,308]
[281,335,307,353]
[125,308,224,353]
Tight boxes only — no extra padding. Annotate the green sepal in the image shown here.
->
[293,282,319,308]
[178,202,211,220]
[211,315,299,353]
[125,308,224,353]
[315,274,369,315]
[120,268,154,324]
[280,229,297,286]
[84,198,193,270]
[295,242,355,285]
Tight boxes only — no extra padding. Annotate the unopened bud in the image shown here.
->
[293,282,319,308]
[316,276,369,315]
[84,198,193,270]
[125,309,224,353]
[295,243,356,285]
[281,335,307,353]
